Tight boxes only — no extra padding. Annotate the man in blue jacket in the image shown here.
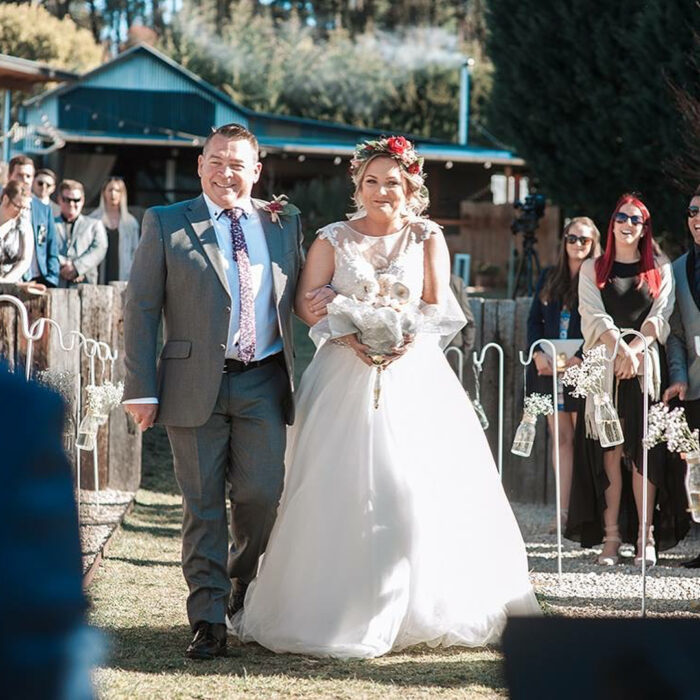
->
[7,155,60,287]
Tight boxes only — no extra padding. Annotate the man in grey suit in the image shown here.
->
[123,123,331,660]
[664,184,700,569]
[55,179,107,286]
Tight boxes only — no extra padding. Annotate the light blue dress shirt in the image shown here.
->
[202,193,282,361]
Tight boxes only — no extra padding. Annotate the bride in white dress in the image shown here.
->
[232,136,540,658]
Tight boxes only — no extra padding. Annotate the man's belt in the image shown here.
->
[223,352,283,374]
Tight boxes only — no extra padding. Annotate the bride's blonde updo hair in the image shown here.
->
[350,136,429,217]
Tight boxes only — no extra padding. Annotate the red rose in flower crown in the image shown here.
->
[350,136,425,179]
[386,136,409,155]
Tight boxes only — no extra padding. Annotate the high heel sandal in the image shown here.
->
[634,526,657,568]
[597,525,621,566]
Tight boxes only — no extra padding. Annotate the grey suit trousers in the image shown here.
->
[166,359,287,628]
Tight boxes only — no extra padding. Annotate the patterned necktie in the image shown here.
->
[222,207,256,364]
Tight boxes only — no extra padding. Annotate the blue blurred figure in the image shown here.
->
[0,365,96,699]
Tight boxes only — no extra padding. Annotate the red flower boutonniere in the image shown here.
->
[262,194,300,227]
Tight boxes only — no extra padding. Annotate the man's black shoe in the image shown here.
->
[681,553,700,569]
[227,580,248,619]
[185,621,227,660]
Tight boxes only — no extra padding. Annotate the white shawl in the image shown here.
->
[578,257,675,438]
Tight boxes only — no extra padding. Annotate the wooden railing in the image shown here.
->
[0,283,141,492]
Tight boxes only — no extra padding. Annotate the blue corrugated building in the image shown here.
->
[19,43,525,222]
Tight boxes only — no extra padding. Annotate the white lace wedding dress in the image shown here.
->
[233,220,541,658]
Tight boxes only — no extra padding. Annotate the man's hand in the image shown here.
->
[124,403,158,431]
[663,382,688,404]
[305,286,336,317]
[60,262,78,281]
[533,351,553,376]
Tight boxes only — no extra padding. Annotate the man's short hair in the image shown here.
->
[36,168,57,183]
[58,179,85,197]
[203,123,259,159]
[8,155,34,175]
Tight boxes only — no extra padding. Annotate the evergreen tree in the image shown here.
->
[487,0,700,245]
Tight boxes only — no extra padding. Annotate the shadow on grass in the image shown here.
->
[102,625,504,690]
[107,556,180,568]
[120,520,181,539]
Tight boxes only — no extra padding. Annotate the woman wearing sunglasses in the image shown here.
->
[567,193,689,567]
[664,185,700,568]
[0,181,33,283]
[526,217,601,532]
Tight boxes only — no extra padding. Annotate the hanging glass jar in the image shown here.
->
[685,450,700,523]
[511,413,537,457]
[76,413,105,451]
[62,412,76,455]
[593,392,624,447]
[471,362,489,431]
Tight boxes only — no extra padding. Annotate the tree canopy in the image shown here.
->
[487,0,700,245]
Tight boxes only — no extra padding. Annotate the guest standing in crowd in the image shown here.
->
[0,181,33,283]
[7,155,60,288]
[664,184,700,569]
[55,179,107,287]
[567,193,689,567]
[32,168,60,216]
[92,177,140,283]
[527,218,601,531]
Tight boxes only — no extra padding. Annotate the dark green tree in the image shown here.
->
[487,0,700,246]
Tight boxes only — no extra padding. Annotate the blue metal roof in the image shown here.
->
[21,43,523,165]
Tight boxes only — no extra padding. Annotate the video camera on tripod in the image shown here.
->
[508,194,547,298]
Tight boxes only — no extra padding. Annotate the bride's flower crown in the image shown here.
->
[350,136,425,177]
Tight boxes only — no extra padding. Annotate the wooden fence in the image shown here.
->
[0,285,550,503]
[463,296,556,504]
[0,282,141,492]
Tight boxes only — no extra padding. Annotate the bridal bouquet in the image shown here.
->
[311,273,463,409]
[561,344,623,448]
[644,403,700,522]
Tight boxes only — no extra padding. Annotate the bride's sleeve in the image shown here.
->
[416,219,467,343]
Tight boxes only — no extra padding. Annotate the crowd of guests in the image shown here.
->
[527,190,700,569]
[0,155,140,291]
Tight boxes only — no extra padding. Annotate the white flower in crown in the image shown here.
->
[262,194,300,227]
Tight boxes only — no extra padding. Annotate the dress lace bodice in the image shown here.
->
[317,219,441,303]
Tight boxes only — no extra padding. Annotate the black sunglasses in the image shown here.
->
[62,196,83,204]
[688,206,700,218]
[565,234,593,246]
[614,212,644,225]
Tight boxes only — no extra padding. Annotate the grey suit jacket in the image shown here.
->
[667,252,700,400]
[123,195,303,427]
[54,214,108,286]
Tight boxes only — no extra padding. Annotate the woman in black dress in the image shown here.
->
[567,194,689,567]
[527,217,601,530]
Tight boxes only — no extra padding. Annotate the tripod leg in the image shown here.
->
[512,248,525,299]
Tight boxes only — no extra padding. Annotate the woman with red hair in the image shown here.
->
[566,194,689,567]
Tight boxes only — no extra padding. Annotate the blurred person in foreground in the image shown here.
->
[0,365,95,699]
[664,184,700,568]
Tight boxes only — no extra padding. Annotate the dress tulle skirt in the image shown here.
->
[233,336,540,658]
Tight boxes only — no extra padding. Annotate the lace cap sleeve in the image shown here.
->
[316,223,344,248]
[412,218,443,242]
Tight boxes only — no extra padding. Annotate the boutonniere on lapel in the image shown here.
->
[262,194,300,228]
